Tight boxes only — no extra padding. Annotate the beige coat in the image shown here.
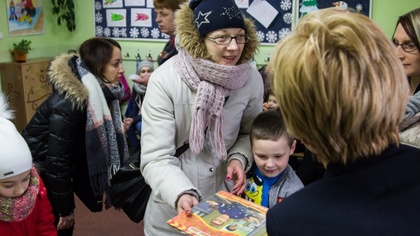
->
[140,57,263,235]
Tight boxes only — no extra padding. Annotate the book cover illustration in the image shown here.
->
[167,191,268,236]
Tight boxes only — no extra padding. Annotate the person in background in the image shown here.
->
[393,7,420,95]
[258,65,270,103]
[140,0,262,234]
[266,8,420,235]
[21,37,129,236]
[392,7,420,148]
[260,66,323,183]
[0,93,56,236]
[125,60,154,152]
[243,110,303,208]
[262,92,280,111]
[154,0,188,66]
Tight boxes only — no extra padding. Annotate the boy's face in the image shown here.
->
[0,169,31,198]
[252,135,296,177]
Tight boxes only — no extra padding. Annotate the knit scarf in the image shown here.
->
[133,83,146,95]
[174,49,249,160]
[0,167,39,222]
[76,58,129,197]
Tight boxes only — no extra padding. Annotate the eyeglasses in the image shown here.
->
[206,35,250,45]
[392,39,418,53]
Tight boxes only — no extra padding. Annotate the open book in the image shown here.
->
[167,191,268,236]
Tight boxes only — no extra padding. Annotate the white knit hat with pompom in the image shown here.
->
[0,93,32,180]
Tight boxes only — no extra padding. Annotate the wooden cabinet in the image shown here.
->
[0,58,53,132]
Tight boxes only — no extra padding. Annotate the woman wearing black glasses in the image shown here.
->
[139,0,262,234]
[392,8,420,149]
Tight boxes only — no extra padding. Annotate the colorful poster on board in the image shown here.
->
[297,0,372,19]
[6,0,45,36]
[94,0,296,44]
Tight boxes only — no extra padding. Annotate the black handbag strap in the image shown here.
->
[127,143,189,168]
[175,143,189,157]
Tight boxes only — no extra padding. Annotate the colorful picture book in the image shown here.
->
[167,191,268,236]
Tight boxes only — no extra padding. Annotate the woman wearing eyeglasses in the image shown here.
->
[140,0,262,234]
[392,8,420,149]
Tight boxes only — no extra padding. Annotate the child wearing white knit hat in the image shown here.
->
[0,93,56,235]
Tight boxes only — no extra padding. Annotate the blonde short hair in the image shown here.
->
[268,8,409,166]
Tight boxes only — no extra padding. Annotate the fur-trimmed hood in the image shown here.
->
[175,3,259,64]
[48,53,89,109]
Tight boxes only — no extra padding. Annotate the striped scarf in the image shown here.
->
[76,58,129,197]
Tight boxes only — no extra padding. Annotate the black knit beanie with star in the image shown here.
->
[189,0,246,37]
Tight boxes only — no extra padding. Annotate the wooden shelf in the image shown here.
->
[0,58,53,132]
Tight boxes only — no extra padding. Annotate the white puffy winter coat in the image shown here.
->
[140,57,263,235]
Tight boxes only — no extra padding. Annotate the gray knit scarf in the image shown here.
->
[76,58,129,197]
[174,49,249,160]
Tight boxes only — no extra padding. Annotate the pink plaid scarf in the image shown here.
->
[174,49,249,159]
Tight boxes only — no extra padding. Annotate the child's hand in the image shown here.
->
[262,102,270,111]
[227,160,246,196]
[177,194,199,215]
[123,118,133,132]
[57,212,74,230]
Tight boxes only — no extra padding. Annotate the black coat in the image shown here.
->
[22,54,102,215]
[266,144,420,236]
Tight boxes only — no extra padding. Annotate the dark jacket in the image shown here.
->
[22,54,102,215]
[266,144,420,236]
[157,35,178,66]
[125,86,145,124]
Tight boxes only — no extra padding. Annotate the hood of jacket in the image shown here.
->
[175,3,259,65]
[48,53,89,109]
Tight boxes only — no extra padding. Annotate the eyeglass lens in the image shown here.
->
[392,39,417,52]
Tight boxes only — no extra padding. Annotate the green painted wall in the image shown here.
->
[1,0,420,90]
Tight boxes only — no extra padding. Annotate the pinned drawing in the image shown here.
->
[299,0,319,17]
[131,8,152,27]
[7,0,45,36]
[107,9,127,27]
[103,0,123,8]
[297,0,371,19]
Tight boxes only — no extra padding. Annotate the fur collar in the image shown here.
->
[48,54,89,109]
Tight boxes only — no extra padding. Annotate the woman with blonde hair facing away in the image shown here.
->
[392,7,420,148]
[140,0,262,234]
[265,8,420,235]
